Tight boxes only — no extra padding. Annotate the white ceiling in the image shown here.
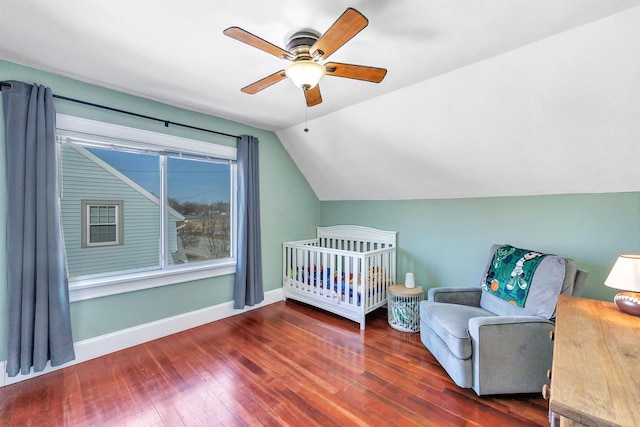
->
[2,1,640,200]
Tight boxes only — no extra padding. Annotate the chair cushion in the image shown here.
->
[479,244,577,319]
[420,301,495,360]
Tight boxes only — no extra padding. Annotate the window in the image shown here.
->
[56,115,237,301]
[82,200,123,247]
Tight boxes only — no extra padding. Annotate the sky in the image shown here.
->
[89,147,231,204]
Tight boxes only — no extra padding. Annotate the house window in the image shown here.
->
[82,200,123,247]
[56,114,238,301]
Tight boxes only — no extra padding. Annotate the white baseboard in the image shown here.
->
[1,288,283,387]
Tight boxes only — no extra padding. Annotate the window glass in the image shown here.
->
[167,157,232,265]
[88,205,117,243]
[61,146,160,277]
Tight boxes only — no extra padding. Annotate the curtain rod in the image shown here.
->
[0,81,241,141]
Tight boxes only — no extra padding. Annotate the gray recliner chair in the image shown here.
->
[419,244,587,396]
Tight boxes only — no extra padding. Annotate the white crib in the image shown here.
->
[282,225,397,330]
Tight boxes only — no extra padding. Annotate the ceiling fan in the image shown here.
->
[223,7,387,107]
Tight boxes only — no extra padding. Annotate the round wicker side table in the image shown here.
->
[387,284,424,333]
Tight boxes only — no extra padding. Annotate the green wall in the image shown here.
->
[320,193,640,302]
[0,60,320,361]
[3,58,638,366]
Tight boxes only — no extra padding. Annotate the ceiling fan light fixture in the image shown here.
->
[225,8,384,106]
[285,60,325,90]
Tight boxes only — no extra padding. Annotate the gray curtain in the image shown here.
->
[234,135,264,309]
[2,81,75,376]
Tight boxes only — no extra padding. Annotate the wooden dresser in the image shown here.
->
[550,295,640,426]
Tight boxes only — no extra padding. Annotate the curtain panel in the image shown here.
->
[234,135,264,309]
[2,80,75,376]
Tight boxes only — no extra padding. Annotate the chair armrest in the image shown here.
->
[468,316,555,395]
[469,315,554,330]
[428,286,482,306]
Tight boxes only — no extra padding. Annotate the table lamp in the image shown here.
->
[604,255,640,316]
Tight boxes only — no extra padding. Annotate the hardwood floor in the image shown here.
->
[0,301,550,426]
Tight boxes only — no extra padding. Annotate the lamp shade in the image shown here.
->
[605,255,640,292]
[285,60,325,90]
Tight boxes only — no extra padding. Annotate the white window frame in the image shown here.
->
[82,200,124,247]
[57,114,238,302]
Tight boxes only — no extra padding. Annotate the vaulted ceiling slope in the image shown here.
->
[1,1,639,200]
[279,5,640,200]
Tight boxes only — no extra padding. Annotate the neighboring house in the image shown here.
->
[60,145,185,278]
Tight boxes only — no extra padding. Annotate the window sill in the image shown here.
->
[69,262,236,302]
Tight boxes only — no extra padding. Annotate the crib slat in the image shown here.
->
[316,248,321,294]
[305,249,310,288]
[345,254,352,305]
[337,255,343,303]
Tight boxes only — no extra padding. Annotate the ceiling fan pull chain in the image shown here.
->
[304,99,309,133]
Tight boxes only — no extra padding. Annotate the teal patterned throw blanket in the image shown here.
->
[481,245,548,307]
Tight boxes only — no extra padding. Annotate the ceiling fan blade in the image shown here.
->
[241,70,287,94]
[324,62,387,83]
[304,85,322,107]
[224,27,294,61]
[310,8,368,60]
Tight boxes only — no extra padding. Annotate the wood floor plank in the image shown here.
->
[0,300,551,426]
